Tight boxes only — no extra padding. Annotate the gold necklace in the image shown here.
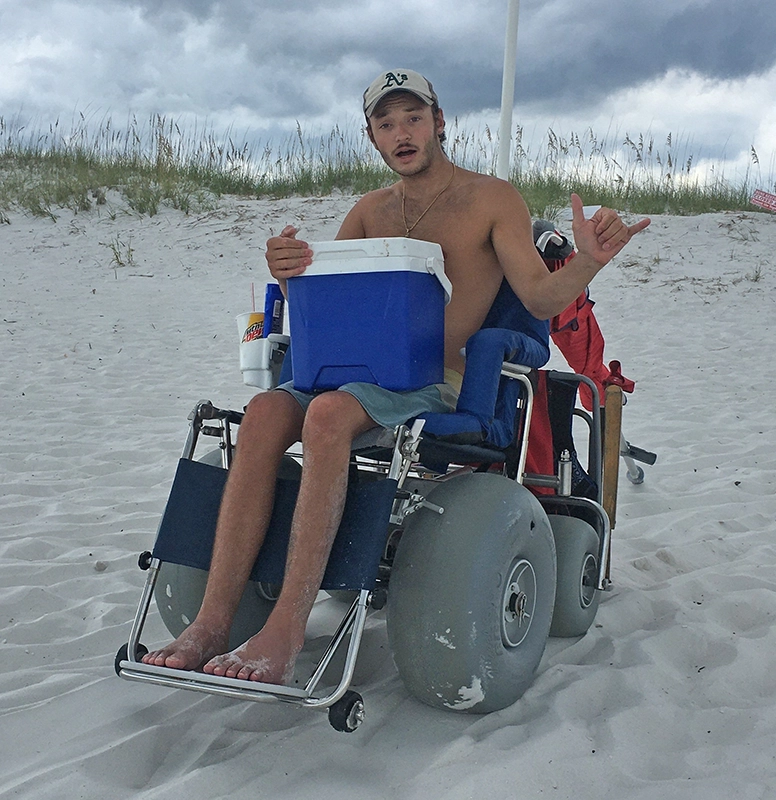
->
[401,163,456,237]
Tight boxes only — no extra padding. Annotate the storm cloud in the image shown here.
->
[2,0,775,178]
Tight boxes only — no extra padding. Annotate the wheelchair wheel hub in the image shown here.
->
[580,553,598,609]
[501,558,537,647]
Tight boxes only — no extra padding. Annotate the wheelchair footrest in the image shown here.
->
[118,660,311,702]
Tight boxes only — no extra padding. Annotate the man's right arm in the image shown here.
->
[265,225,312,295]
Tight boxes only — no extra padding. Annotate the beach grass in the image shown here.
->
[0,112,764,221]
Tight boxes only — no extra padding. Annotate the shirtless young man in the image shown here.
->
[143,69,650,684]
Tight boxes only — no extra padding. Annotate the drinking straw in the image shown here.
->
[251,282,255,312]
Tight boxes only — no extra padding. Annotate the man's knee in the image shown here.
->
[241,390,303,443]
[302,391,372,445]
[245,388,296,417]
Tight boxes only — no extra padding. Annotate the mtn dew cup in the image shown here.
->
[237,283,287,388]
[240,312,265,343]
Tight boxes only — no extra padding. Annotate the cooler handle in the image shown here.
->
[426,257,453,305]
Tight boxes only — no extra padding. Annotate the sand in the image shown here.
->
[1,194,775,799]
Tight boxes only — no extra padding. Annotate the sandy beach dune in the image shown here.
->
[1,196,775,799]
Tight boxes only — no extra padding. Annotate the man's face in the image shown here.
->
[367,92,445,177]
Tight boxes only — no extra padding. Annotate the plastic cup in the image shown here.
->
[237,312,270,386]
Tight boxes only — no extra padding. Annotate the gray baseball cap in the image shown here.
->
[363,69,438,117]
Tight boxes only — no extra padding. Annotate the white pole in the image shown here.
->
[496,0,521,181]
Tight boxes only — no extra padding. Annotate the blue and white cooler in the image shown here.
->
[286,237,452,393]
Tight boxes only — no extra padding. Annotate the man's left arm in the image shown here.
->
[492,187,650,320]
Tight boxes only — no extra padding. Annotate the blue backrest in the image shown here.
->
[480,278,550,353]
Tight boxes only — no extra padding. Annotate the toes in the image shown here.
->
[202,652,254,679]
[200,649,290,684]
[202,655,231,676]
[163,654,187,670]
[236,665,256,681]
[142,647,201,671]
[142,650,165,666]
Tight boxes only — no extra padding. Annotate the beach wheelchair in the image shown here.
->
[116,226,655,732]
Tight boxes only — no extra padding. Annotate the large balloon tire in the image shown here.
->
[548,515,601,638]
[387,473,556,714]
[154,450,301,649]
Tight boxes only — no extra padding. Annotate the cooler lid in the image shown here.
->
[305,237,452,304]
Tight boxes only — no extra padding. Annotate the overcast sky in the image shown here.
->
[3,0,775,185]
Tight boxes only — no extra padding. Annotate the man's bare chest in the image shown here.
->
[363,196,491,257]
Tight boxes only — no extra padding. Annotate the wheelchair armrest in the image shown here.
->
[454,327,548,449]
[500,362,533,377]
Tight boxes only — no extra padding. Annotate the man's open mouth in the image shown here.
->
[395,147,417,159]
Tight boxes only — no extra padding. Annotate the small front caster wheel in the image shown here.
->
[328,690,365,733]
[369,588,387,610]
[114,642,148,676]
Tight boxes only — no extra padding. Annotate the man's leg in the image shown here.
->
[142,389,306,670]
[203,390,376,683]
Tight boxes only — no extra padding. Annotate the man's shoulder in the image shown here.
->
[461,168,520,196]
[337,183,400,239]
[354,183,399,207]
[456,168,527,214]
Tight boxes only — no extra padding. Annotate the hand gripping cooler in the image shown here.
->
[286,238,452,393]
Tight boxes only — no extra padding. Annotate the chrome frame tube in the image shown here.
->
[620,432,644,483]
[589,497,612,591]
[222,418,234,469]
[572,408,597,476]
[387,425,410,482]
[499,364,535,484]
[304,590,367,696]
[118,662,310,704]
[522,473,560,490]
[540,495,611,590]
[546,371,603,503]
[304,590,372,709]
[181,407,204,460]
[124,557,161,663]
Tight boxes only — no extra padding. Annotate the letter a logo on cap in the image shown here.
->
[381,71,409,90]
[363,68,438,117]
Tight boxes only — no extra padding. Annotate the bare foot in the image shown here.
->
[202,623,304,684]
[141,619,230,670]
